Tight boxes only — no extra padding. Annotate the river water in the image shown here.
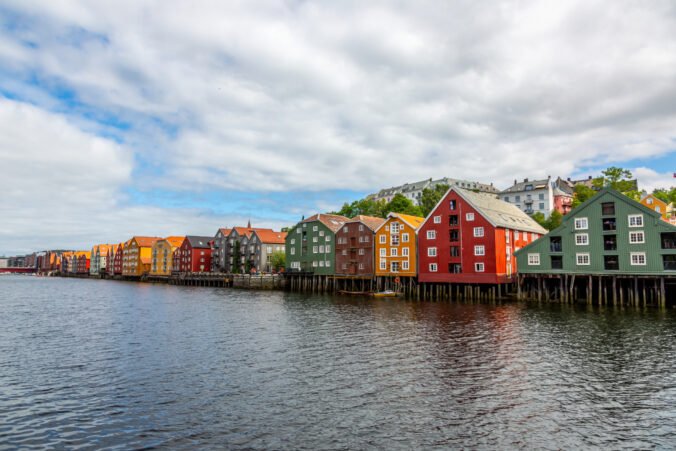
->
[1,275,675,450]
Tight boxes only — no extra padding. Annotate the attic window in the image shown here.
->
[601,202,615,215]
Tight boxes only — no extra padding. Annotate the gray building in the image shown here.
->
[500,176,555,217]
[368,177,499,206]
[211,225,285,273]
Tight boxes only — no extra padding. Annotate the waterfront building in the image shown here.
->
[640,193,674,224]
[418,188,546,284]
[90,244,114,275]
[374,213,424,278]
[123,237,161,276]
[76,252,90,274]
[368,177,499,206]
[175,236,212,273]
[335,215,385,276]
[246,230,287,273]
[210,224,275,273]
[499,177,555,217]
[515,187,676,275]
[285,214,348,274]
[150,237,184,276]
[112,242,125,275]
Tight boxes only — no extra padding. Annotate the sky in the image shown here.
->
[1,0,675,255]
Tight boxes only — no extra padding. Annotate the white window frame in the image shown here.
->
[528,253,540,265]
[574,217,588,230]
[325,245,331,253]
[325,261,331,268]
[427,230,436,239]
[466,213,474,221]
[342,249,347,256]
[402,261,409,270]
[391,222,399,234]
[575,233,589,246]
[380,235,386,244]
[391,248,398,257]
[475,262,485,272]
[319,261,325,267]
[473,227,484,237]
[402,248,409,256]
[325,236,330,242]
[358,248,365,255]
[313,225,318,232]
[313,246,318,253]
[506,230,510,244]
[628,214,643,227]
[474,245,485,256]
[380,248,386,257]
[359,224,364,231]
[428,247,437,257]
[402,233,409,243]
[629,231,645,244]
[290,239,295,245]
[429,263,438,272]
[433,216,441,223]
[380,259,386,270]
[576,253,590,266]
[630,252,646,266]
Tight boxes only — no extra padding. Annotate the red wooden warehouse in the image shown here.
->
[335,215,385,276]
[112,242,124,275]
[175,236,212,272]
[418,188,547,284]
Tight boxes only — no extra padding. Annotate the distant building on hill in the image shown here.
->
[367,177,499,206]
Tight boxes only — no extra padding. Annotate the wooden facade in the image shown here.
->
[374,213,424,278]
[334,215,385,276]
[285,214,347,275]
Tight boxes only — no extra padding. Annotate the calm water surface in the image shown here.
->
[1,275,675,449]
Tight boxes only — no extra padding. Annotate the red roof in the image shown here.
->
[253,230,287,244]
[346,215,386,231]
[133,236,161,247]
[232,227,273,238]
[302,214,349,232]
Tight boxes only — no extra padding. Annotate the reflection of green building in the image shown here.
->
[285,214,348,275]
[515,187,676,274]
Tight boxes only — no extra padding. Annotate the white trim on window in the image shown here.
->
[474,245,485,256]
[427,230,436,239]
[433,216,441,223]
[575,233,589,245]
[576,253,590,265]
[428,247,437,257]
[629,231,645,244]
[402,233,409,243]
[379,235,386,244]
[475,262,485,272]
[402,261,409,270]
[628,214,643,227]
[528,253,540,265]
[429,263,437,272]
[473,227,484,237]
[402,247,409,256]
[574,217,588,230]
[630,252,646,266]
[466,213,474,221]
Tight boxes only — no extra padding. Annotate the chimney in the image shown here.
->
[524,178,529,183]
[588,176,592,180]
[567,177,571,181]
[514,179,517,185]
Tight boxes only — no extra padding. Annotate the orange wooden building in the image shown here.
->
[374,212,424,278]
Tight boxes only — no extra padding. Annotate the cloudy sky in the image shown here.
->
[1,0,675,255]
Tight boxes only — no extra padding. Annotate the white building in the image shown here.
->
[368,177,499,206]
[499,177,555,217]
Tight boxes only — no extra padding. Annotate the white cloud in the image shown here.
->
[632,167,676,193]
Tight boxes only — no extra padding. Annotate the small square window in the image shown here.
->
[428,247,437,257]
[466,213,474,221]
[433,216,441,223]
[429,263,438,272]
[528,253,540,265]
[574,218,588,230]
[474,245,485,256]
[628,214,643,227]
[473,227,484,237]
[427,230,436,239]
[475,262,485,272]
[630,252,646,265]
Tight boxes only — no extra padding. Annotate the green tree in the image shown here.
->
[420,183,450,217]
[382,193,423,218]
[571,184,597,208]
[270,250,285,270]
[652,188,676,204]
[544,209,563,230]
[232,241,241,273]
[531,212,548,229]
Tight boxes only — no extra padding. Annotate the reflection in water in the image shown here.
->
[0,276,674,449]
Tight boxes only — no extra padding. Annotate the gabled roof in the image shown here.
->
[345,215,386,231]
[302,214,349,232]
[376,212,425,232]
[641,193,668,207]
[160,236,185,247]
[185,236,212,249]
[253,230,287,244]
[418,187,547,234]
[231,227,272,239]
[133,236,161,247]
[500,177,551,193]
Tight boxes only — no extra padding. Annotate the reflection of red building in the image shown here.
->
[553,187,573,215]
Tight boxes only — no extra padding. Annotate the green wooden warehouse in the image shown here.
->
[285,214,348,276]
[514,187,676,305]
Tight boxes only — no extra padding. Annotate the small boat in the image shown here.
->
[339,290,373,295]
[372,290,399,298]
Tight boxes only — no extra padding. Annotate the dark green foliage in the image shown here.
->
[531,212,547,229]
[545,209,563,230]
[572,184,597,208]
[330,194,421,219]
[420,184,450,217]
[653,188,676,204]
[270,250,285,270]
[381,193,423,218]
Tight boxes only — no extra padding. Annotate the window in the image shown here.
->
[604,235,617,251]
[663,255,676,271]
[342,263,347,270]
[551,255,563,269]
[313,226,318,231]
[515,230,520,240]
[359,263,364,269]
[515,195,520,202]
[297,228,301,234]
[319,245,324,253]
[505,231,510,244]
[602,218,616,231]
[326,261,331,268]
[475,263,485,272]
[539,203,544,210]
[647,198,653,205]
[291,239,295,245]
[576,253,590,265]
[604,255,619,271]
[312,261,318,267]
[402,233,409,243]
[385,226,389,231]
[504,196,510,202]
[506,249,511,261]
[602,202,615,215]
[528,253,540,265]
[449,200,456,210]
[391,235,400,246]
[474,245,485,256]
[313,237,318,243]
[656,206,661,213]
[427,230,436,239]
[380,260,386,270]
[319,261,325,267]
[343,227,348,233]
[359,224,364,231]
[364,236,369,242]
[429,263,438,272]
[629,231,645,244]
[575,234,589,245]
[391,248,398,257]
[428,247,437,257]
[450,246,460,257]
[380,248,386,257]
[380,235,386,244]
[449,263,462,273]
[630,252,646,266]
[326,236,330,242]
[628,214,643,227]
[402,261,409,270]
[326,245,331,253]
[434,216,441,223]
[466,213,474,221]
[319,231,324,236]
[574,218,588,230]
[661,232,676,249]
[391,222,400,234]
[450,229,459,242]
[313,246,318,253]
[449,215,458,226]
[391,262,399,272]
[402,248,409,256]
[474,227,484,237]
[539,193,544,200]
